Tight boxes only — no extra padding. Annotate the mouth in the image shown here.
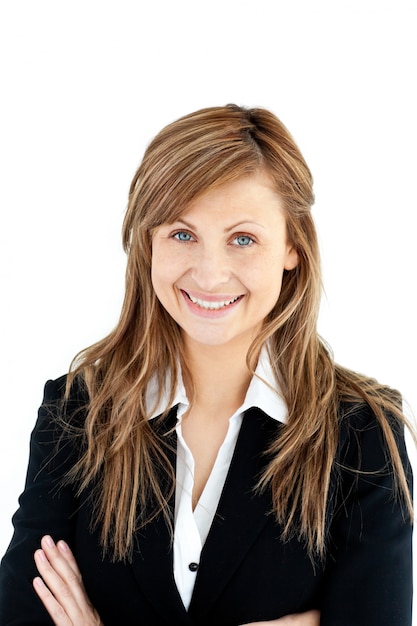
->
[182,290,243,311]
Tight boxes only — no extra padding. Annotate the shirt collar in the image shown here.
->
[146,367,188,420]
[147,344,287,424]
[240,344,287,423]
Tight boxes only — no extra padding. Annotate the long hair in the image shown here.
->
[65,104,413,561]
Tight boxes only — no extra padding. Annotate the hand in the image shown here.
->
[33,535,103,626]
[245,610,320,625]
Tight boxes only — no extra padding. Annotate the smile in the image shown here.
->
[184,291,243,310]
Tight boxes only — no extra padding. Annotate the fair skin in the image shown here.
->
[33,173,320,625]
[151,172,299,506]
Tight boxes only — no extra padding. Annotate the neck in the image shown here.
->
[182,340,260,418]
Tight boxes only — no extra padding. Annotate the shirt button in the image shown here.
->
[188,562,199,572]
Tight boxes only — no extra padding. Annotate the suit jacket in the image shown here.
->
[0,375,413,625]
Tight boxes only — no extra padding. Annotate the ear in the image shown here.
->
[284,245,299,271]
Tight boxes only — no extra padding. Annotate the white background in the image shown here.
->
[1,0,416,617]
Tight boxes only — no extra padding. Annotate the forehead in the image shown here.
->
[179,171,284,219]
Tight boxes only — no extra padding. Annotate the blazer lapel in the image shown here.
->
[188,407,283,618]
[130,406,192,625]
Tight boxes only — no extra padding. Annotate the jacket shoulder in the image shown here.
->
[42,373,89,405]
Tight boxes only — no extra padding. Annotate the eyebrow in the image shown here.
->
[174,218,266,232]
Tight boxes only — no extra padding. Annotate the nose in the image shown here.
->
[190,244,231,291]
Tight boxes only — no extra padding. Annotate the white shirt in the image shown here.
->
[147,345,287,610]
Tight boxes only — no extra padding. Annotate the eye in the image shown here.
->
[232,235,254,247]
[173,231,194,242]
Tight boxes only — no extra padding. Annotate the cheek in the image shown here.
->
[150,248,168,298]
[245,255,286,295]
[151,247,185,297]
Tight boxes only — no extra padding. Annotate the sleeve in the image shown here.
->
[320,405,413,626]
[0,377,84,626]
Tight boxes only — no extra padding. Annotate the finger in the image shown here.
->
[35,538,101,623]
[33,575,72,626]
[34,543,88,618]
[244,611,320,625]
[289,610,320,625]
[45,536,83,580]
[304,610,320,625]
[39,536,89,603]
[277,611,320,625]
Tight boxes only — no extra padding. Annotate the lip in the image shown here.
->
[180,289,244,318]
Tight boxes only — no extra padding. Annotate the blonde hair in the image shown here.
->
[65,104,413,561]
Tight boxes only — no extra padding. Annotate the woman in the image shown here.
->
[0,105,413,626]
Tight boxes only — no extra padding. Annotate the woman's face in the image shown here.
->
[151,171,298,354]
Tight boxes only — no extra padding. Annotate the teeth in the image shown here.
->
[187,293,240,310]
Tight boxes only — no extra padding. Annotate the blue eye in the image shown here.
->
[234,235,253,247]
[174,231,193,242]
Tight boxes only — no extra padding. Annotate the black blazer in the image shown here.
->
[0,376,413,625]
